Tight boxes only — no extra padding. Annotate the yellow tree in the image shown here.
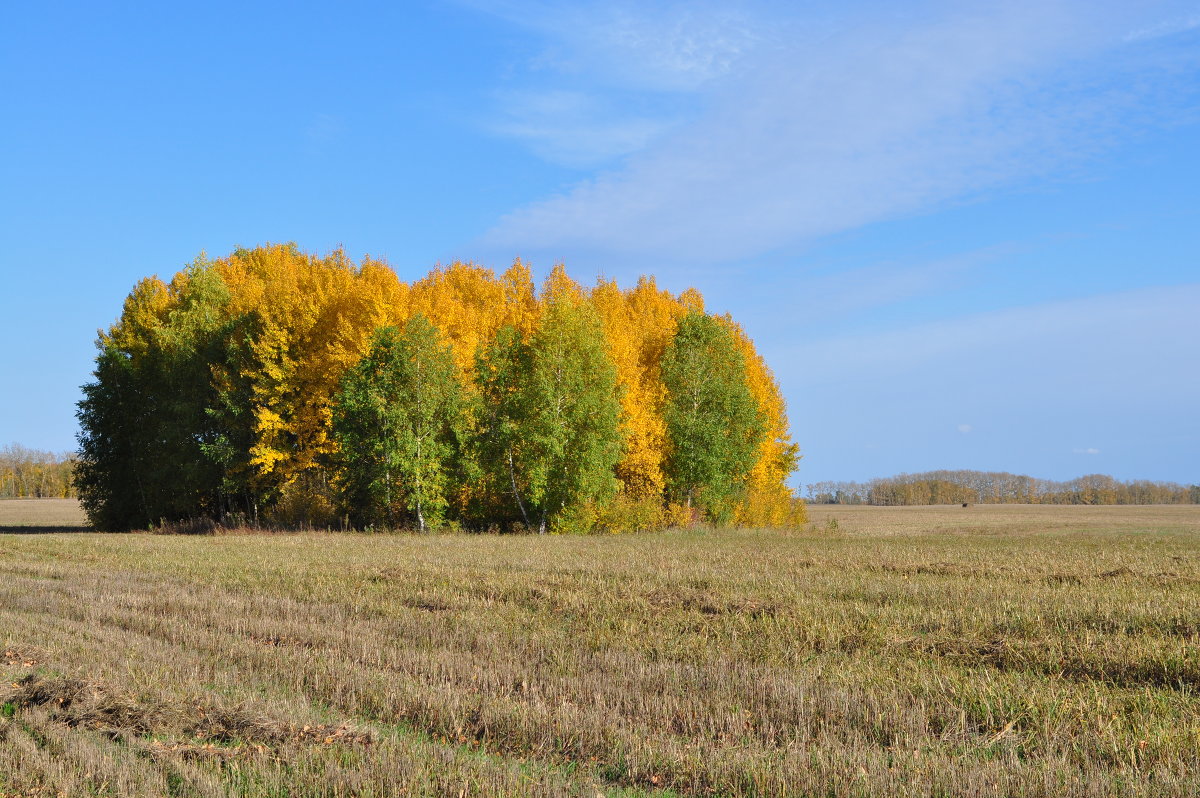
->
[540,263,585,307]
[211,244,376,521]
[588,275,691,500]
[409,262,512,376]
[500,259,539,337]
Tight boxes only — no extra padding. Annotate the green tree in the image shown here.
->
[76,343,152,529]
[473,325,533,528]
[75,263,234,530]
[661,311,763,523]
[476,301,622,533]
[332,315,462,531]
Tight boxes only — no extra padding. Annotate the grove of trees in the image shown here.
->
[75,244,805,532]
[806,470,1198,506]
[0,445,76,498]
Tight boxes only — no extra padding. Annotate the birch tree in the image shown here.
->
[476,301,622,532]
[661,311,763,523]
[332,315,462,530]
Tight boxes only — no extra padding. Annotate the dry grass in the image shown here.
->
[806,503,1200,536]
[2,504,1199,796]
[0,499,90,532]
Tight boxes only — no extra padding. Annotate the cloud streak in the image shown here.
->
[464,0,760,91]
[474,1,1200,262]
[788,282,1200,394]
[488,89,675,167]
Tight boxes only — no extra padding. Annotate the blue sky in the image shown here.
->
[2,0,1197,487]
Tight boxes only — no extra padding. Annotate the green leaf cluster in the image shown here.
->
[332,315,462,531]
[472,300,622,533]
[661,312,764,523]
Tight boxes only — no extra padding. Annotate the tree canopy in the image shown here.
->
[76,244,804,531]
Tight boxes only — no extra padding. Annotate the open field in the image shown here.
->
[805,502,1200,535]
[2,504,1199,796]
[0,499,89,532]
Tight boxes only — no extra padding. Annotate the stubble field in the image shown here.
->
[1,501,1198,796]
[0,499,89,532]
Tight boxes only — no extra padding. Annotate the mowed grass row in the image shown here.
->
[1,504,1199,796]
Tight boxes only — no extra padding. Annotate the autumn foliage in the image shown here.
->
[75,244,803,531]
[0,445,76,499]
[807,471,1199,506]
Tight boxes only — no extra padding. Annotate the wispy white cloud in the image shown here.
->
[463,0,761,91]
[466,0,763,166]
[488,89,673,167]
[781,244,1010,324]
[1126,11,1200,41]
[1073,447,1101,454]
[790,282,1200,392]
[469,1,1200,262]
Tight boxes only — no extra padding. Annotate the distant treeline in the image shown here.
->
[806,470,1199,506]
[0,445,77,499]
